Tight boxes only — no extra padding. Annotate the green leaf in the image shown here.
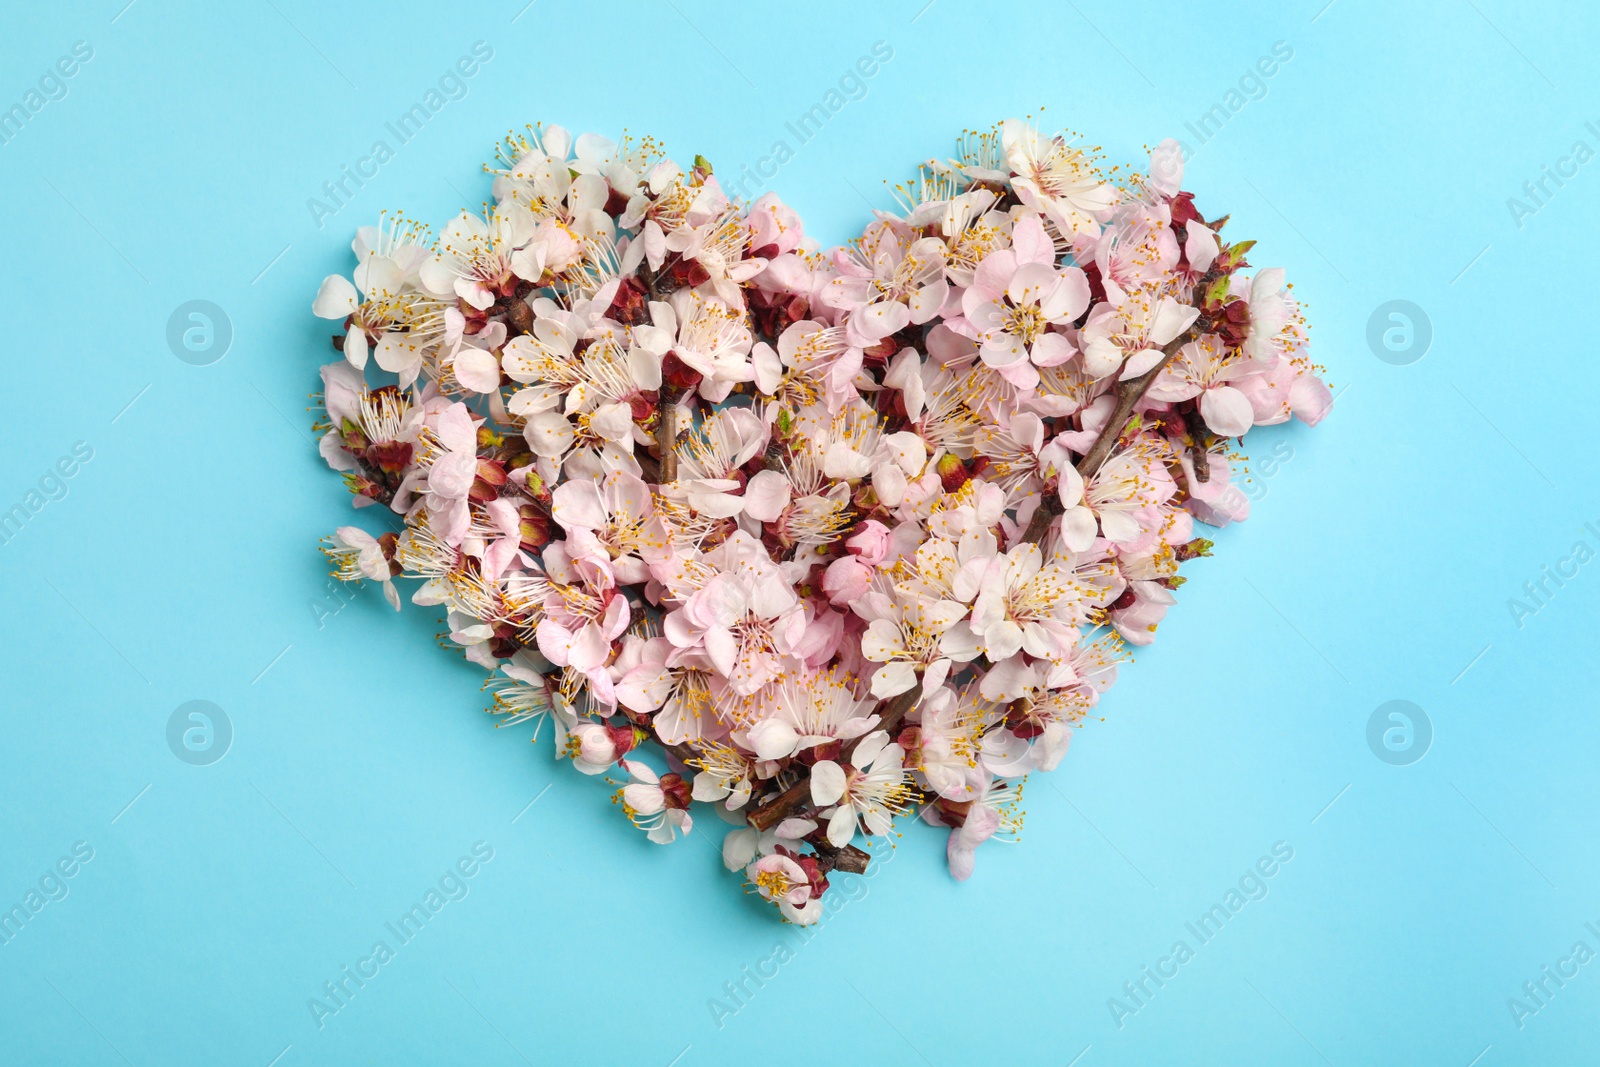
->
[1223,239,1256,269]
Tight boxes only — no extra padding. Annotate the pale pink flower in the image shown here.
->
[1079,291,1201,381]
[810,731,912,848]
[937,777,1025,881]
[1000,119,1117,236]
[311,216,435,372]
[535,542,629,703]
[660,531,804,696]
[1148,333,1256,437]
[393,402,479,545]
[1090,200,1180,307]
[824,219,949,346]
[746,853,813,908]
[741,667,878,761]
[323,527,401,611]
[855,580,971,699]
[550,468,666,584]
[959,543,1088,665]
[1111,579,1178,646]
[565,721,633,775]
[746,192,806,256]
[617,759,693,844]
[960,216,1089,389]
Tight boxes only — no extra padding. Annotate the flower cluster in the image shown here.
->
[311,120,1328,923]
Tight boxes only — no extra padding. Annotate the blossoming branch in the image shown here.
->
[309,119,1329,923]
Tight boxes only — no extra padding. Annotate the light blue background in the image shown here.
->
[2,1,1595,1063]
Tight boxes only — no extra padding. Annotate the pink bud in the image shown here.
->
[823,556,873,607]
[576,723,618,766]
[844,520,891,565]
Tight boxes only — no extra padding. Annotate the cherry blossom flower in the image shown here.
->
[312,215,439,373]
[912,683,1005,802]
[928,777,1025,881]
[810,731,914,848]
[615,759,693,843]
[669,407,768,518]
[1148,333,1256,437]
[1070,440,1178,547]
[687,739,754,810]
[746,852,814,907]
[960,216,1090,389]
[565,720,635,775]
[856,580,971,699]
[1110,579,1178,646]
[741,667,879,761]
[825,219,949,346]
[632,292,755,403]
[535,541,629,703]
[752,320,862,416]
[960,543,1088,666]
[550,468,666,584]
[394,401,480,545]
[660,531,805,696]
[1079,290,1201,381]
[419,208,534,310]
[322,526,401,610]
[1000,119,1117,236]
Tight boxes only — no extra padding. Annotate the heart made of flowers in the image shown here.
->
[310,119,1330,923]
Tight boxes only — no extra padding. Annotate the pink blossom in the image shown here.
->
[660,531,804,696]
[959,216,1089,389]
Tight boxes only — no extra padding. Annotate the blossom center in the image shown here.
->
[1003,302,1047,343]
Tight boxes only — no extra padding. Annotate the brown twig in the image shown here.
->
[1020,326,1199,547]
[639,263,661,303]
[1183,407,1212,483]
[1074,327,1197,479]
[814,842,872,875]
[1019,496,1062,547]
[655,390,680,483]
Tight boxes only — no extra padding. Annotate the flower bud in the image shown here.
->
[576,724,618,767]
[365,441,413,474]
[660,351,703,392]
[605,277,649,326]
[504,299,533,333]
[845,520,892,565]
[936,452,971,492]
[518,505,552,549]
[659,772,692,810]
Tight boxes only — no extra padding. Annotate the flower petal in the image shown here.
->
[811,760,847,806]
